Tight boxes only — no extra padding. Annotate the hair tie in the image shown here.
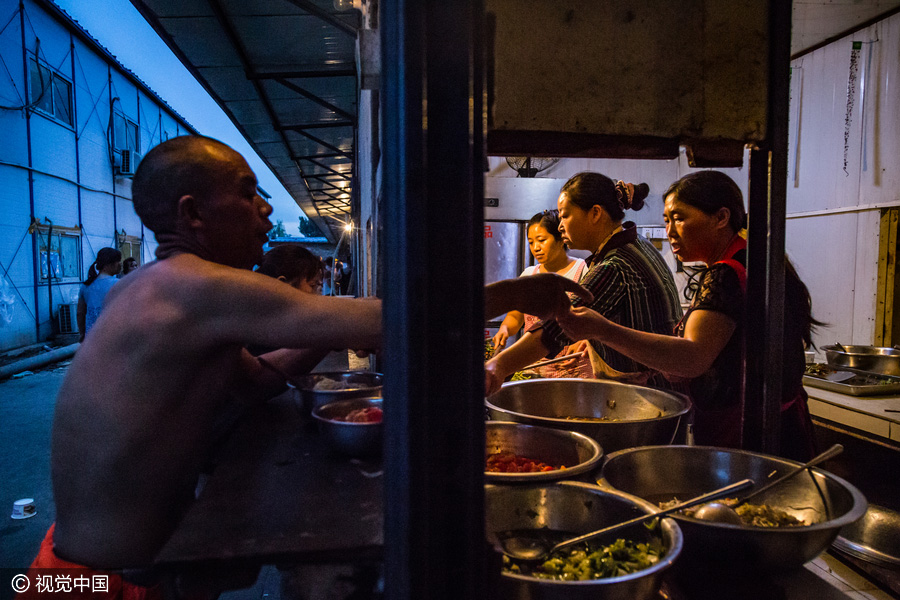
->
[615,180,635,210]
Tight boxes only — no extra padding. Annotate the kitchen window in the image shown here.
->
[114,112,140,153]
[35,227,81,282]
[29,59,73,126]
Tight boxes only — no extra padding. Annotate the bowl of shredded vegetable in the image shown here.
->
[599,445,868,573]
[485,481,682,599]
[485,421,603,483]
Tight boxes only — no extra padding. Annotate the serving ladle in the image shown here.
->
[497,478,754,563]
[692,443,844,524]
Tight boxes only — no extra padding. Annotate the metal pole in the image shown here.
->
[20,1,40,340]
[382,0,487,598]
[743,0,792,453]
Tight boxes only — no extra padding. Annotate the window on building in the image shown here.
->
[117,234,142,265]
[36,228,81,282]
[114,112,140,153]
[29,59,73,126]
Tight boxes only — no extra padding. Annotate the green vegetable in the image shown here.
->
[502,537,665,581]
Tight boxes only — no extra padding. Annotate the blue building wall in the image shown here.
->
[0,0,196,351]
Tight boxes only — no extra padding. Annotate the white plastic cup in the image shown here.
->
[11,498,36,519]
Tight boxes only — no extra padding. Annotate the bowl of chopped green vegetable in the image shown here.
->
[599,445,868,573]
[485,481,683,599]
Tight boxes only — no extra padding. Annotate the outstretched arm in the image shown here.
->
[485,274,592,321]
[172,256,382,353]
[557,306,736,378]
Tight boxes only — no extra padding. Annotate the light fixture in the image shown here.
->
[344,222,353,233]
[333,0,365,13]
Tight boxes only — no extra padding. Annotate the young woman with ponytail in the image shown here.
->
[77,247,122,340]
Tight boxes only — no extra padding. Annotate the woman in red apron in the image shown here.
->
[558,171,818,460]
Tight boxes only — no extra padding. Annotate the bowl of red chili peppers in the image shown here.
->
[313,398,383,457]
[485,421,603,483]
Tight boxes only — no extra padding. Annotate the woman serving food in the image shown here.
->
[485,172,682,394]
[556,171,818,459]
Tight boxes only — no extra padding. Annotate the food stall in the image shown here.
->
[128,1,900,599]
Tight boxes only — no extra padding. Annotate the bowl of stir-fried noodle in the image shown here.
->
[598,445,868,573]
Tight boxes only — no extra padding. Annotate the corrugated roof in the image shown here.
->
[129,0,360,243]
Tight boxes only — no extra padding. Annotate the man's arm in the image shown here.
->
[485,274,592,321]
[172,256,381,353]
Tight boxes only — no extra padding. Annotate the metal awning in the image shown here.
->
[130,0,360,242]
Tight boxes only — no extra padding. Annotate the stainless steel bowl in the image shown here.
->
[485,421,603,483]
[823,345,900,376]
[290,371,383,416]
[485,379,691,453]
[485,481,683,600]
[832,504,900,569]
[312,398,383,457]
[599,445,868,573]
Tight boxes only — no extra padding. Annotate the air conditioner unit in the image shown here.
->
[116,149,142,177]
[57,303,79,334]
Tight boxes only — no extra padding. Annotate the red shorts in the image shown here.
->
[15,524,163,600]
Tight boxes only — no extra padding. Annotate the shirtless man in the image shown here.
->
[23,135,590,598]
[32,136,382,579]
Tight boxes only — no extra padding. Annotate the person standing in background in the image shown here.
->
[77,247,121,341]
[120,257,139,277]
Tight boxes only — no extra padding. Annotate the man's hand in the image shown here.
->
[486,274,592,321]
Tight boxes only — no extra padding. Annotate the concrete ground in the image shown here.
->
[0,363,67,571]
[0,350,363,599]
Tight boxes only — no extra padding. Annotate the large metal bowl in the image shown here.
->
[485,421,603,483]
[485,379,691,453]
[823,345,900,376]
[312,398,383,457]
[290,370,383,416]
[599,445,868,573]
[485,481,683,600]
[832,504,900,569]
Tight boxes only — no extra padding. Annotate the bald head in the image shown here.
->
[132,135,244,235]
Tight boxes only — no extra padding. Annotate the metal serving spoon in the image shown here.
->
[693,443,843,524]
[498,478,754,563]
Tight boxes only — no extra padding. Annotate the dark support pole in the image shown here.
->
[382,0,486,599]
[743,0,792,453]
[21,1,39,340]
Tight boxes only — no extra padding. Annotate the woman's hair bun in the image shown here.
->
[631,183,650,211]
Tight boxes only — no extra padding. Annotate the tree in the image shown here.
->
[269,220,288,239]
[299,216,322,237]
